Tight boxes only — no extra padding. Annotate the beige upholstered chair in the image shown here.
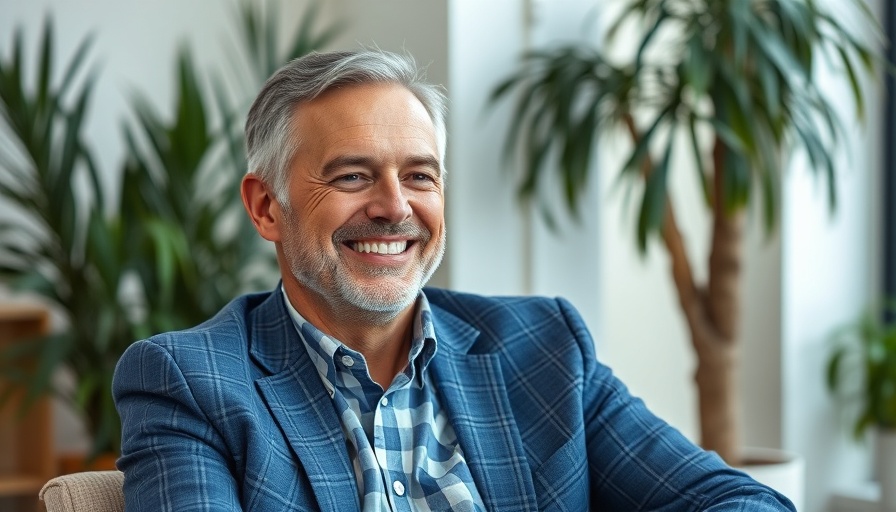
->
[39,470,124,512]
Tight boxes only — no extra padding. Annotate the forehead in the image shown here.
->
[291,82,439,158]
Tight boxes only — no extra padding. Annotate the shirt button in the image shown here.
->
[381,397,389,406]
[392,480,405,496]
[341,355,355,367]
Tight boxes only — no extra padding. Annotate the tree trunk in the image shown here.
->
[626,116,746,464]
[660,138,745,465]
[692,324,740,464]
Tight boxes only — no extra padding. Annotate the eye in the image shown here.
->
[330,173,370,191]
[405,172,440,187]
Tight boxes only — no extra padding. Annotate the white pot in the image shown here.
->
[879,430,896,512]
[736,447,805,511]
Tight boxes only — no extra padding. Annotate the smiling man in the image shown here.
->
[113,50,795,511]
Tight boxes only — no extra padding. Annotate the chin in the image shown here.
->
[338,277,422,314]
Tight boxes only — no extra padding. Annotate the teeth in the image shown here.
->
[352,241,407,255]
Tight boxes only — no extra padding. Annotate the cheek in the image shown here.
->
[294,186,365,231]
[299,185,339,216]
[415,193,445,232]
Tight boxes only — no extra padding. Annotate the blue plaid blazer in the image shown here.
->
[113,288,794,511]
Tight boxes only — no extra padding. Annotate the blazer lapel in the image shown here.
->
[430,305,538,512]
[249,293,360,511]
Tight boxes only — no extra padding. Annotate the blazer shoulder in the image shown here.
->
[424,287,591,354]
[425,287,576,324]
[128,290,274,363]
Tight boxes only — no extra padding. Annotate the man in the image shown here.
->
[113,49,795,511]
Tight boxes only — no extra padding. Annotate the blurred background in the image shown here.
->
[0,0,890,511]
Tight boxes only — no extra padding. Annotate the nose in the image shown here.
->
[365,176,412,223]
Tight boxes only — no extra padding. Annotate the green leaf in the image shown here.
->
[74,372,99,410]
[729,2,749,68]
[826,346,846,392]
[57,33,95,99]
[755,53,781,124]
[687,113,710,205]
[23,332,73,408]
[619,106,671,180]
[836,45,864,121]
[791,111,837,210]
[85,210,120,289]
[82,149,105,211]
[211,76,246,178]
[745,15,807,84]
[683,34,712,97]
[636,129,674,253]
[754,127,780,234]
[709,118,747,155]
[36,16,53,115]
[50,74,94,202]
[634,3,669,69]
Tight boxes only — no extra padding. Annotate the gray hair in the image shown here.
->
[245,49,448,202]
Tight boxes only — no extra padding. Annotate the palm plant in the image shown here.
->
[120,2,342,331]
[119,49,270,335]
[119,0,342,333]
[492,0,880,465]
[827,305,896,439]
[0,18,136,456]
[0,1,341,457]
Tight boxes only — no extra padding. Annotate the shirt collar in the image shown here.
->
[280,286,438,386]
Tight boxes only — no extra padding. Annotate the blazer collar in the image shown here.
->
[247,289,306,375]
[429,299,480,354]
[248,290,360,511]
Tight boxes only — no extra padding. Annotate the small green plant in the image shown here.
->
[827,306,896,439]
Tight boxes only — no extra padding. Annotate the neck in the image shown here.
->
[283,281,417,388]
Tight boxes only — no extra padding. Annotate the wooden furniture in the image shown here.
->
[0,304,53,511]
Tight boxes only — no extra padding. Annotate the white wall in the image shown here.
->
[781,2,883,504]
[446,0,529,298]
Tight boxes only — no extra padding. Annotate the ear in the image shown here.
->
[241,174,283,242]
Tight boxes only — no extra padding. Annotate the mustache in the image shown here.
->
[333,221,430,243]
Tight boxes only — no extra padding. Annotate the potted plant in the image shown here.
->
[827,305,896,509]
[0,1,340,459]
[492,0,880,477]
[0,18,132,459]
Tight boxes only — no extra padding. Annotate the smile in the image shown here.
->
[350,240,409,255]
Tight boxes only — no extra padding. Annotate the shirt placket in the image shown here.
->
[374,387,411,512]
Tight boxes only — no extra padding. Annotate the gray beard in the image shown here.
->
[282,212,445,324]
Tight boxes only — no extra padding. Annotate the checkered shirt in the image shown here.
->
[282,289,485,512]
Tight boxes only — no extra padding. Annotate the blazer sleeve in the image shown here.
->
[554,298,796,511]
[113,339,242,511]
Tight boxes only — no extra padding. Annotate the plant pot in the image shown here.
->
[736,447,805,511]
[879,429,896,512]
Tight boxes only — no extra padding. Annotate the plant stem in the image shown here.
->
[624,115,743,464]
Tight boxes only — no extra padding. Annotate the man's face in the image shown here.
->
[276,82,445,319]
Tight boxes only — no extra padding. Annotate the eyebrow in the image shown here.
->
[321,154,442,177]
[407,155,442,175]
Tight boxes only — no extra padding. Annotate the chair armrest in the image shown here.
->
[40,470,125,512]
